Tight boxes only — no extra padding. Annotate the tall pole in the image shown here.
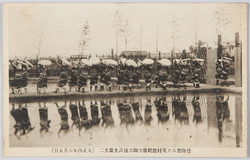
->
[194,17,198,52]
[156,22,159,59]
[116,29,118,55]
[140,28,142,51]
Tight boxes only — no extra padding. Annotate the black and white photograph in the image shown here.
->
[2,2,248,157]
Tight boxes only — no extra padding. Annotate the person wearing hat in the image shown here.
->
[89,65,99,91]
[178,64,189,89]
[191,60,202,88]
[117,67,125,90]
[123,68,130,91]
[37,64,48,94]
[100,65,112,91]
[172,61,181,88]
[143,65,153,90]
[78,61,89,93]
[158,66,169,90]
[69,61,79,92]
[54,59,69,93]
[10,59,29,94]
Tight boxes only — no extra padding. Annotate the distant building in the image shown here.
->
[120,51,149,60]
[70,55,88,60]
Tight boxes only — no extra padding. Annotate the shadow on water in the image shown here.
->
[9,93,242,148]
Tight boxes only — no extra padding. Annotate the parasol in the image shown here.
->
[61,58,71,66]
[174,59,181,64]
[24,60,34,67]
[38,60,52,66]
[126,59,137,67]
[158,58,172,66]
[81,59,92,66]
[118,57,127,66]
[194,58,205,66]
[106,59,118,66]
[223,57,233,61]
[180,59,190,65]
[137,59,143,67]
[142,58,154,65]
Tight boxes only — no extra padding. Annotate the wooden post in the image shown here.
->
[111,49,114,59]
[234,33,242,87]
[206,48,217,85]
[217,34,222,59]
[235,95,242,147]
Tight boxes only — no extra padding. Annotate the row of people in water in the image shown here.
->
[10,96,230,139]
[9,57,204,94]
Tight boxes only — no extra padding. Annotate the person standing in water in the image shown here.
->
[37,64,48,94]
[54,58,69,93]
[69,61,79,92]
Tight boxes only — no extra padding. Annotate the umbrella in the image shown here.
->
[137,59,143,67]
[126,59,137,67]
[24,60,34,67]
[194,58,205,66]
[61,58,71,66]
[180,59,190,65]
[106,59,118,66]
[158,58,172,66]
[81,59,92,66]
[101,59,109,65]
[223,57,233,61]
[194,58,205,62]
[38,60,52,66]
[142,58,154,65]
[89,57,100,65]
[174,59,181,64]
[118,57,127,66]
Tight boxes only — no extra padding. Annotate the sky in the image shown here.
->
[5,3,247,58]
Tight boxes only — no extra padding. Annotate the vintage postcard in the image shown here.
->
[2,3,248,157]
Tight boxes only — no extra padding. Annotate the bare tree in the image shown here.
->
[113,10,123,55]
[120,19,129,51]
[79,21,90,55]
[32,22,46,59]
[169,15,181,54]
[213,8,231,35]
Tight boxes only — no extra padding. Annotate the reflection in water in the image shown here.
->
[117,100,135,126]
[10,104,34,138]
[216,96,231,143]
[79,101,92,129]
[179,96,189,125]
[144,99,153,125]
[39,102,51,133]
[172,96,189,124]
[55,102,70,136]
[9,94,242,148]
[90,101,101,126]
[192,96,202,124]
[155,97,169,124]
[69,102,81,130]
[132,101,143,122]
[101,100,115,128]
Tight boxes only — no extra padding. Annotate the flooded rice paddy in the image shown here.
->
[9,93,242,148]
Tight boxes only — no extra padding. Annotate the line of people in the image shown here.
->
[10,57,206,94]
